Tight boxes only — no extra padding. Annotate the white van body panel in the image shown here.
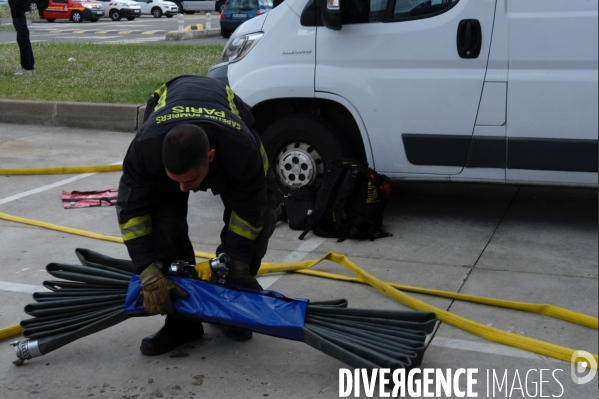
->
[315,92,376,166]
[505,0,598,186]
[315,0,496,175]
[228,5,316,106]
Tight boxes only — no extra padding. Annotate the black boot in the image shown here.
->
[216,324,254,341]
[140,316,204,356]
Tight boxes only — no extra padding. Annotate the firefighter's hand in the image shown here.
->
[140,263,189,315]
[226,259,263,290]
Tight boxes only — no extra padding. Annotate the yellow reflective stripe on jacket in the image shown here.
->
[225,85,241,118]
[119,215,153,241]
[153,84,168,112]
[228,211,262,240]
[259,142,269,176]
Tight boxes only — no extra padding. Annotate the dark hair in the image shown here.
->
[162,124,210,175]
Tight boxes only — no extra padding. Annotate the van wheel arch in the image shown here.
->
[253,98,367,163]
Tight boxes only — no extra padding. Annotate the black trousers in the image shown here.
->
[151,186,277,278]
[217,191,278,277]
[12,16,34,71]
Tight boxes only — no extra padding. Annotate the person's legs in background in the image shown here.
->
[11,14,34,75]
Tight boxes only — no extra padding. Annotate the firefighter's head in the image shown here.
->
[163,124,215,192]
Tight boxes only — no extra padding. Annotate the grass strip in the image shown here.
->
[0,41,223,104]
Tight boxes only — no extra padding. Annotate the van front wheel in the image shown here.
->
[261,115,351,196]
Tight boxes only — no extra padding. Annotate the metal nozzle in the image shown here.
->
[209,253,230,284]
[10,339,42,366]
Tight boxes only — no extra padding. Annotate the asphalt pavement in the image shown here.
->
[0,122,597,398]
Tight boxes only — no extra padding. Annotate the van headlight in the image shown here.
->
[222,32,264,63]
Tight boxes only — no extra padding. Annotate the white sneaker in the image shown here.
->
[14,68,34,76]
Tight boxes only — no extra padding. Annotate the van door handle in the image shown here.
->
[457,19,482,59]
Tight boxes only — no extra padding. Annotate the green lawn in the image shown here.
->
[0,42,223,104]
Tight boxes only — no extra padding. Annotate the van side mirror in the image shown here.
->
[322,0,342,31]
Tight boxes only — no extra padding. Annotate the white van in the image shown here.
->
[208,0,598,192]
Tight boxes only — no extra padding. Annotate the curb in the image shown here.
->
[0,99,146,132]
[165,27,221,40]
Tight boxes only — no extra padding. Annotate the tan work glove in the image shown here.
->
[140,263,189,315]
[227,260,263,290]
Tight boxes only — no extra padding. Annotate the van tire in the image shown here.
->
[110,10,122,21]
[261,115,351,196]
[152,7,163,18]
[221,29,231,38]
[71,11,83,23]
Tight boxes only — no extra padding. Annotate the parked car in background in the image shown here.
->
[96,0,141,21]
[220,0,272,38]
[42,0,104,23]
[172,1,226,14]
[137,0,178,18]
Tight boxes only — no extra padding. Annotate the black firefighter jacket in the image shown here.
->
[116,76,271,271]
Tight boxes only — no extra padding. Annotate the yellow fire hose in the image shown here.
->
[0,165,122,175]
[0,211,596,367]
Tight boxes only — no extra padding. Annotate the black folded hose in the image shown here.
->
[12,248,437,369]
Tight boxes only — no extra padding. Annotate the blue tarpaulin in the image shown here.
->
[124,275,307,341]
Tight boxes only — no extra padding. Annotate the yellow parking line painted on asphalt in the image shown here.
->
[183,24,204,31]
[95,31,108,34]
[49,30,62,33]
[141,31,157,35]
[72,30,86,34]
[118,31,133,35]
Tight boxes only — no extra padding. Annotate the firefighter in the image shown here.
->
[116,76,278,356]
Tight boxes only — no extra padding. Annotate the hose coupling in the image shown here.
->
[160,260,199,280]
[10,339,42,366]
[209,253,230,284]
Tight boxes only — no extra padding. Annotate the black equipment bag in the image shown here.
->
[299,159,392,242]
[283,187,316,230]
